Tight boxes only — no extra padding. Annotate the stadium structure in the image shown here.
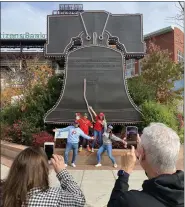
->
[0,4,183,123]
[1,4,144,79]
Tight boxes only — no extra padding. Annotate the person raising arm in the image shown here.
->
[108,123,184,207]
[2,147,86,207]
[88,106,105,152]
[53,121,94,168]
[78,113,93,152]
[95,125,127,168]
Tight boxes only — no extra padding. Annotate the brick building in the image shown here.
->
[125,26,184,78]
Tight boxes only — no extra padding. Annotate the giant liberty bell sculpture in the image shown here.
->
[44,10,145,124]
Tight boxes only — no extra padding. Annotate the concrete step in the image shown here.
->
[1,155,143,170]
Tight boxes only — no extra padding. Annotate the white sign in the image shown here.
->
[1,32,46,39]
[54,130,68,139]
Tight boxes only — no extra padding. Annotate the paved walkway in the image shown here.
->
[1,164,147,207]
[1,144,183,207]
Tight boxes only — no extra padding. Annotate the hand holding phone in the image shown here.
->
[44,142,54,160]
[126,126,138,149]
[121,146,137,174]
[51,154,66,174]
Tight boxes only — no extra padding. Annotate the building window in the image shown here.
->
[177,50,184,63]
[125,59,135,78]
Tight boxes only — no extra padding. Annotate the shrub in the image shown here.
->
[141,101,178,131]
[177,113,184,128]
[0,74,63,135]
[178,127,184,144]
[1,87,23,107]
[7,120,39,146]
[21,85,47,128]
[1,105,22,125]
[21,74,63,130]
[46,74,64,107]
[127,75,156,106]
[32,131,54,147]
[1,122,12,142]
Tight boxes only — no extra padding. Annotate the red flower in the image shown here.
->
[32,131,54,147]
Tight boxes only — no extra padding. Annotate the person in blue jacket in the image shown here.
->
[53,121,94,168]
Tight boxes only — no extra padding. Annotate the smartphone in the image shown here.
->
[44,142,54,160]
[126,126,138,149]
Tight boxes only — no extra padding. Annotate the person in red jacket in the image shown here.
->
[88,106,106,152]
[75,113,82,121]
[76,113,93,152]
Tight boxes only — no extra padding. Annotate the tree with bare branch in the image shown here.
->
[167,2,184,46]
[1,55,53,107]
[171,2,184,29]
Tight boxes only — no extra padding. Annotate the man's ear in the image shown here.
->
[139,146,145,161]
[137,145,145,161]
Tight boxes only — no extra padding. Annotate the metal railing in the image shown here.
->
[1,60,52,68]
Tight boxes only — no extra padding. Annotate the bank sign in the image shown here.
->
[1,32,47,39]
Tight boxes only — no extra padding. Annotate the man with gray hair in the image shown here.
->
[108,123,184,207]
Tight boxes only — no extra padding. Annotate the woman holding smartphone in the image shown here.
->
[95,124,127,168]
[1,147,86,207]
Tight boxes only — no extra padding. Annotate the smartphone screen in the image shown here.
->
[126,126,138,149]
[44,144,54,160]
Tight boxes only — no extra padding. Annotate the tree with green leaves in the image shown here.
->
[141,41,183,104]
[127,75,156,106]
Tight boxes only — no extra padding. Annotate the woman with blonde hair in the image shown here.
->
[2,146,85,207]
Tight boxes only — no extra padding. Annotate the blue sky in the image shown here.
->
[1,1,182,35]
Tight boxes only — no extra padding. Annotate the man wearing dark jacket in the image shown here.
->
[108,123,184,207]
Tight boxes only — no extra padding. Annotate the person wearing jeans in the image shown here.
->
[92,130,103,148]
[77,113,93,152]
[95,125,127,168]
[53,121,94,167]
[88,106,106,152]
[97,144,115,164]
[64,142,79,166]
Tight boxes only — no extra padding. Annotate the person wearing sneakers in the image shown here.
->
[78,113,93,152]
[95,125,127,168]
[88,106,106,152]
[53,121,94,168]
